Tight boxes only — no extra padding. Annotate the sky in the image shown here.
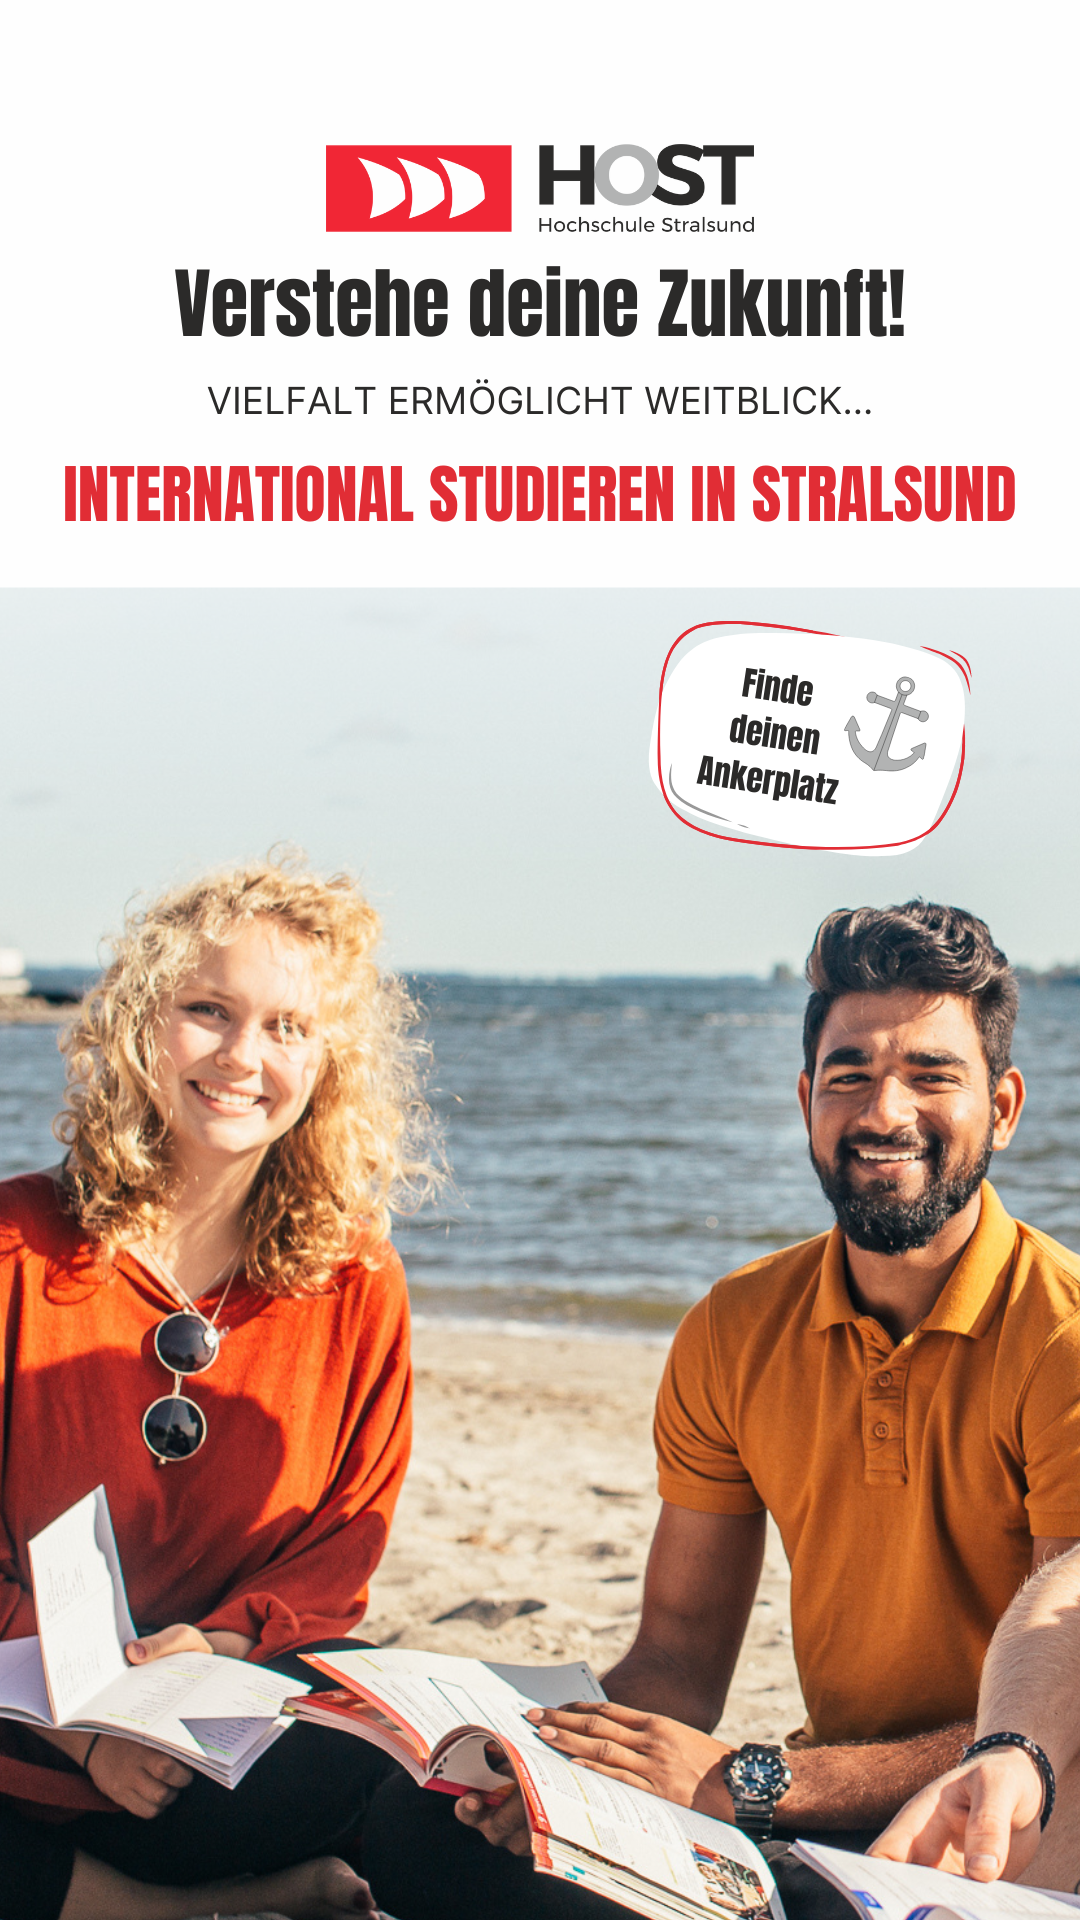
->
[1,586,1075,975]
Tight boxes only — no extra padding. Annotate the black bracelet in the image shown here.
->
[80,1732,102,1777]
[961,1732,1056,1830]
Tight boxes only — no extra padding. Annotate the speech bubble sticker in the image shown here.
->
[650,622,969,856]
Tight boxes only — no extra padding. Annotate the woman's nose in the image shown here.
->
[216,1021,262,1072]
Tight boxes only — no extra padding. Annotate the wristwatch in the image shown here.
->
[722,1743,793,1842]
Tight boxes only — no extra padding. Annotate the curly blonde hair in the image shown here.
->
[56,855,440,1295]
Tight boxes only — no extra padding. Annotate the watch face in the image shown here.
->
[729,1745,792,1801]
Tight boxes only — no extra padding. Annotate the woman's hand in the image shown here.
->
[124,1622,216,1664]
[84,1735,194,1818]
[525,1701,736,1816]
[73,1620,240,1817]
[125,1622,256,1662]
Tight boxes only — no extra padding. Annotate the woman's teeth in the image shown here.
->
[195,1083,260,1109]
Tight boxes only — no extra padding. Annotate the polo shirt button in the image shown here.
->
[873,1422,890,1439]
[877,1372,893,1387]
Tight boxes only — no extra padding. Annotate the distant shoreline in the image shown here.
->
[0,963,1076,1028]
[0,997,70,1025]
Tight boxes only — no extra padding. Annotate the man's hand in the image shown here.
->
[869,1747,1044,1882]
[455,1780,533,1856]
[527,1701,736,1817]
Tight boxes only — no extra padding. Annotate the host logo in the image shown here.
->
[539,144,753,207]
[326,145,512,231]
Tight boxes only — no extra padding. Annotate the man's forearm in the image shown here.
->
[976,1546,1080,1778]
[777,1723,973,1830]
[603,1640,732,1733]
[603,1505,765,1733]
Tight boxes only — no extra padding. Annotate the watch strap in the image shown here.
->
[728,1799,777,1843]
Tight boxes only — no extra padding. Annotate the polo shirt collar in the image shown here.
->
[809,1227,859,1330]
[808,1182,1019,1337]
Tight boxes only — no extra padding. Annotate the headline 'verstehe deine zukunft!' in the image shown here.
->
[175,267,905,339]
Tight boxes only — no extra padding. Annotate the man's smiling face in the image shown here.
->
[798,988,1016,1255]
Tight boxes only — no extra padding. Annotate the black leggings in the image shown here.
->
[361,1767,871,1920]
[1,1643,396,1920]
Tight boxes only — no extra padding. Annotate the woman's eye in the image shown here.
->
[272,1017,307,1040]
[185,1001,225,1019]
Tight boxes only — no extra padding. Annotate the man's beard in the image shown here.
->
[809,1121,995,1255]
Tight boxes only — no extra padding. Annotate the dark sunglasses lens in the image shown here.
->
[143,1395,207,1461]
[155,1313,219,1375]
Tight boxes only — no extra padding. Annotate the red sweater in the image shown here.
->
[0,1173,412,1816]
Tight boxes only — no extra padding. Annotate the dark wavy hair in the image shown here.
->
[802,900,1018,1086]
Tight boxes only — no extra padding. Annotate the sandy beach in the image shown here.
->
[362,1321,805,1744]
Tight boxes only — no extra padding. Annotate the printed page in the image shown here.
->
[533,1754,778,1915]
[433,1683,774,1912]
[544,1838,784,1920]
[27,1487,136,1725]
[794,1844,1080,1920]
[302,1648,603,1760]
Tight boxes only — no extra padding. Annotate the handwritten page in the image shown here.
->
[27,1486,136,1723]
[62,1651,298,1775]
[182,1715,286,1760]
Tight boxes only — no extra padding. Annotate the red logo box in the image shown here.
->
[326,145,512,231]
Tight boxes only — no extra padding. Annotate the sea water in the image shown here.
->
[2,976,1077,1334]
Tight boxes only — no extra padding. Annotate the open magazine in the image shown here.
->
[289,1646,785,1920]
[793,1842,1080,1920]
[0,1487,303,1788]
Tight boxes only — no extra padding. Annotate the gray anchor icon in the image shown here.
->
[846,675,929,772]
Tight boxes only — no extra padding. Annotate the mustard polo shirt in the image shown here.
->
[654,1183,1080,1745]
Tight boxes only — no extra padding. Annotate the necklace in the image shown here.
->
[136,1238,241,1327]
[132,1238,244,1465]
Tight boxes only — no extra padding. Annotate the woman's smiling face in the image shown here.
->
[152,920,325,1178]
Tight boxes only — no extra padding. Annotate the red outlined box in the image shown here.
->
[651,621,969,855]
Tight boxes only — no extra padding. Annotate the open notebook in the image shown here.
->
[0,1485,303,1787]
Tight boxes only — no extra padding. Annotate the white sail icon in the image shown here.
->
[358,158,406,218]
[357,154,487,219]
[439,157,485,217]
[400,158,444,218]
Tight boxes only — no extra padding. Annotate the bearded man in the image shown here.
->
[366,901,1080,1920]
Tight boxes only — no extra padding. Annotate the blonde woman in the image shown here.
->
[0,857,435,1920]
